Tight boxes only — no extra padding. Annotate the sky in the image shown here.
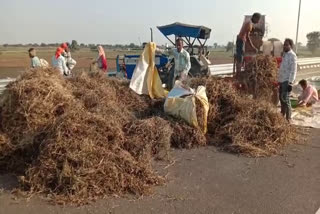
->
[0,0,319,46]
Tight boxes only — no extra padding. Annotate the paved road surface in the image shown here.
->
[0,129,319,214]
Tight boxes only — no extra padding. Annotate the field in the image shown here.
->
[0,46,236,78]
[0,47,138,77]
[0,45,319,79]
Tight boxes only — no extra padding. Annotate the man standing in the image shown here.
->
[278,38,298,121]
[236,13,262,74]
[297,79,319,107]
[157,38,191,88]
[28,48,41,68]
[172,38,191,83]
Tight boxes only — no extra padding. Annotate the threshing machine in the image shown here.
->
[233,15,283,74]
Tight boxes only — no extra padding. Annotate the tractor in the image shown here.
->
[115,22,214,89]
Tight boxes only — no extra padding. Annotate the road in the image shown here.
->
[0,128,319,214]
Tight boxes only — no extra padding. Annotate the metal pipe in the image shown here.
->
[295,0,302,53]
[150,28,153,42]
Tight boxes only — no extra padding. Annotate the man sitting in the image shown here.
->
[297,79,319,107]
[28,48,41,68]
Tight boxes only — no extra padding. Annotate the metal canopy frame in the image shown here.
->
[157,22,211,55]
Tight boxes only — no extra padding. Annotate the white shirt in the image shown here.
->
[62,51,73,62]
[172,49,191,76]
[278,50,297,83]
[157,48,191,76]
[52,55,70,75]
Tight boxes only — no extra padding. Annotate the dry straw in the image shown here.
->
[0,66,296,204]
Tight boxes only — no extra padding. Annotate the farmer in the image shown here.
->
[297,79,319,107]
[157,38,191,88]
[235,12,262,74]
[278,38,297,121]
[28,48,41,68]
[91,45,108,72]
[61,43,77,70]
[52,47,70,76]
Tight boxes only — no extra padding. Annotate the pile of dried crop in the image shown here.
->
[190,77,296,157]
[0,68,297,204]
[0,69,206,204]
[238,55,279,104]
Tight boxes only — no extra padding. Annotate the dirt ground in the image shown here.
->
[0,128,319,214]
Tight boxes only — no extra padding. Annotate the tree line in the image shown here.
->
[2,31,320,55]
[1,40,142,50]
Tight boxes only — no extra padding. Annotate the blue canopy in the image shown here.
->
[157,22,211,40]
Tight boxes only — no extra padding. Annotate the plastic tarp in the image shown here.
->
[291,77,320,128]
[164,85,209,133]
[129,42,167,99]
[40,59,49,68]
[291,102,320,128]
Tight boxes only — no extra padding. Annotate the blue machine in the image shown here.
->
[157,22,212,89]
[115,22,212,89]
[116,54,169,80]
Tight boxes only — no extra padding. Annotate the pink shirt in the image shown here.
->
[299,85,319,104]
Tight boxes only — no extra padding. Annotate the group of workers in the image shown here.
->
[278,38,319,121]
[236,12,319,122]
[27,13,318,122]
[28,43,108,76]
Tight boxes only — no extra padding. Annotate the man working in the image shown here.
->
[236,13,262,74]
[278,38,298,121]
[28,48,41,68]
[157,38,191,88]
[297,79,319,107]
[61,43,77,70]
[52,47,70,76]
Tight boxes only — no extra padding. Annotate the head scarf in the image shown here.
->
[61,43,68,50]
[98,45,106,58]
[55,47,64,59]
[98,46,107,71]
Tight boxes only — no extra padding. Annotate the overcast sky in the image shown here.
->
[0,0,319,46]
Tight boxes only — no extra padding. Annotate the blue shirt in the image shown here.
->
[31,56,41,68]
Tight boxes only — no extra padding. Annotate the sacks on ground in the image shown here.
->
[164,84,209,133]
[40,59,49,68]
[129,42,167,99]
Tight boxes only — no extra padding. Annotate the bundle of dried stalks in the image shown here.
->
[240,55,279,103]
[190,76,296,157]
[0,69,206,204]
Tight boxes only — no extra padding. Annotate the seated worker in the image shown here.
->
[297,79,319,107]
[236,13,262,74]
[28,48,41,68]
[52,47,70,76]
[61,43,77,70]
